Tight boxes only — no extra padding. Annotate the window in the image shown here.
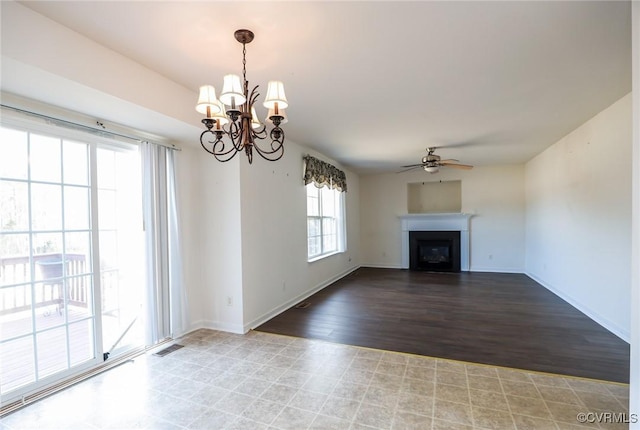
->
[0,122,145,401]
[306,183,345,260]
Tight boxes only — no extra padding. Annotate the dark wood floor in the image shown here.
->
[256,267,630,383]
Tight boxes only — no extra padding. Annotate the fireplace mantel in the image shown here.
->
[399,213,473,271]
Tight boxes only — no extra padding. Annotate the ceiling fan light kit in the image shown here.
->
[400,147,474,174]
[196,29,289,164]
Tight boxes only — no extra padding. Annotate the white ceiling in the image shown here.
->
[13,1,633,174]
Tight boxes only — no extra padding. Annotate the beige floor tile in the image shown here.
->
[432,418,473,429]
[467,374,503,393]
[288,389,329,413]
[303,374,340,394]
[435,383,471,405]
[506,394,552,419]
[190,384,229,406]
[536,385,581,405]
[436,370,468,388]
[555,422,602,430]
[397,391,434,416]
[212,372,247,390]
[332,380,369,401]
[501,381,542,399]
[472,405,516,429]
[468,389,510,411]
[376,361,408,377]
[392,410,432,430]
[402,376,436,397]
[309,414,351,429]
[604,383,630,399]
[565,379,612,395]
[405,365,436,381]
[437,359,467,373]
[2,329,628,430]
[233,377,273,397]
[544,401,600,428]
[239,398,283,424]
[252,364,288,382]
[574,390,625,411]
[351,357,382,371]
[528,373,571,388]
[433,399,473,426]
[381,351,409,364]
[270,405,317,430]
[227,416,270,430]
[406,355,437,369]
[357,349,385,361]
[370,372,404,391]
[214,391,256,416]
[355,402,396,429]
[320,396,361,421]
[512,414,558,430]
[364,386,401,406]
[260,383,299,405]
[465,364,499,378]
[187,409,238,430]
[342,367,375,385]
[276,368,312,389]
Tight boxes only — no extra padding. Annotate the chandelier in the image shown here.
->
[196,29,288,163]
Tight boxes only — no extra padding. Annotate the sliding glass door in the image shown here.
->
[0,124,144,402]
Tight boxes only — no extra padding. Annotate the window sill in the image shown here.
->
[307,251,342,263]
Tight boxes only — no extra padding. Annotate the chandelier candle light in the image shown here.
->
[196,29,288,163]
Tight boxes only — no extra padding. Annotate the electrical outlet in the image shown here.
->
[227,296,232,306]
[282,281,286,291]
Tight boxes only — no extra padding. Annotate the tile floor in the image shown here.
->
[0,329,631,430]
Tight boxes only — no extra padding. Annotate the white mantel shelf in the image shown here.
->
[398,213,473,271]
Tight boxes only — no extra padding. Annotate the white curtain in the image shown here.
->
[167,150,189,338]
[141,143,187,345]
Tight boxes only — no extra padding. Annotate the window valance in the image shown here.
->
[303,155,347,192]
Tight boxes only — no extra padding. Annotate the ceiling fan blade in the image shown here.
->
[400,163,425,168]
[441,162,473,170]
[396,166,424,173]
[439,159,459,163]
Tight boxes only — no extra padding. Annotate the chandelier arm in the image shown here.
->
[248,85,260,107]
[199,129,241,162]
[225,120,246,152]
[251,125,268,139]
[252,127,285,161]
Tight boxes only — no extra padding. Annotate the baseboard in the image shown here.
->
[244,265,361,332]
[469,266,524,274]
[526,271,630,343]
[200,319,246,335]
[359,263,404,269]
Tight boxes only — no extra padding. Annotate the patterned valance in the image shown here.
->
[303,155,347,192]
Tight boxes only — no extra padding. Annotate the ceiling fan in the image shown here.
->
[399,147,474,174]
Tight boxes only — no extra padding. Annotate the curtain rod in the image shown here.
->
[1,104,180,151]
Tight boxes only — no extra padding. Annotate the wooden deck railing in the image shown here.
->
[0,253,89,315]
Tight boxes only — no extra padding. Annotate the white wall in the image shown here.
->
[195,154,245,333]
[629,2,639,424]
[525,93,632,341]
[239,141,360,331]
[359,165,526,272]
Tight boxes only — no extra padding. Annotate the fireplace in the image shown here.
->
[399,213,472,271]
[409,231,461,272]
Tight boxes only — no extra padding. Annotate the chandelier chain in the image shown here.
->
[242,43,247,88]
